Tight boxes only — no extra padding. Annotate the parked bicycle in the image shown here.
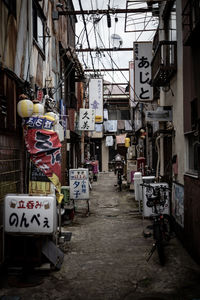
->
[114,154,124,191]
[141,183,172,265]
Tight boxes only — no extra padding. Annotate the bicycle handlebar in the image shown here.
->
[140,183,171,192]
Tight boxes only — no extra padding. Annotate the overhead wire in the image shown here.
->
[78,0,95,73]
[94,30,146,105]
[74,1,155,104]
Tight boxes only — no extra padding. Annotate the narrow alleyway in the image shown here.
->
[1,173,200,300]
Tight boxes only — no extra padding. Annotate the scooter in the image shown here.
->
[114,155,124,191]
[115,161,124,191]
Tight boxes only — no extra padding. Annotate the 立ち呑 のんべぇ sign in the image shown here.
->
[69,169,89,200]
[4,194,57,234]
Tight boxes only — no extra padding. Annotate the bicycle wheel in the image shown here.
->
[117,172,122,191]
[154,224,165,265]
[162,214,171,241]
[118,175,122,191]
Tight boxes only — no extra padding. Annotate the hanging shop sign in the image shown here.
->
[69,169,89,200]
[79,108,95,131]
[134,42,153,101]
[95,116,103,123]
[89,78,103,123]
[17,96,63,203]
[4,194,57,234]
[23,116,54,130]
[37,89,43,102]
[145,107,172,122]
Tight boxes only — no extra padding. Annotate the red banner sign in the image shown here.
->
[24,127,62,196]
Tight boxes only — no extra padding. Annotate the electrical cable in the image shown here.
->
[75,1,154,104]
[95,30,139,103]
[78,0,95,73]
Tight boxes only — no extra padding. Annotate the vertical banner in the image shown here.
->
[23,124,63,202]
[129,61,136,108]
[79,108,95,131]
[134,42,153,101]
[89,78,103,123]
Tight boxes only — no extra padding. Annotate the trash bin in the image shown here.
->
[61,186,74,222]
[134,172,143,201]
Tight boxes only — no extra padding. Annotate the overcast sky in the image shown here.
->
[72,0,158,85]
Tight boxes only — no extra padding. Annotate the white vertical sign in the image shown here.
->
[89,78,103,123]
[79,108,95,131]
[129,61,136,107]
[134,42,153,101]
[69,169,89,200]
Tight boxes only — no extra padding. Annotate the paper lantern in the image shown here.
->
[33,103,44,115]
[17,99,34,118]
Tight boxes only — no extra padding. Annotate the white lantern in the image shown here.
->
[17,99,34,118]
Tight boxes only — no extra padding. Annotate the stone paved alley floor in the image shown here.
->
[1,172,200,300]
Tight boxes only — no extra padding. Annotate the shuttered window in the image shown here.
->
[0,72,18,131]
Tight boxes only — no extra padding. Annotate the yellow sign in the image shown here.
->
[125,138,130,148]
[95,115,103,123]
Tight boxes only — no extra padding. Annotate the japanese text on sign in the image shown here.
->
[4,195,56,234]
[89,78,103,124]
[69,169,89,200]
[134,42,153,101]
[79,109,95,131]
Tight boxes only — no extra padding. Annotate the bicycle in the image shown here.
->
[141,183,172,265]
[116,166,123,191]
[114,155,124,191]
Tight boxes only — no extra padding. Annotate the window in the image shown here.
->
[0,71,18,131]
[33,1,45,53]
[121,110,130,120]
[186,132,200,175]
[164,1,176,42]
[169,3,176,41]
[191,98,198,129]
